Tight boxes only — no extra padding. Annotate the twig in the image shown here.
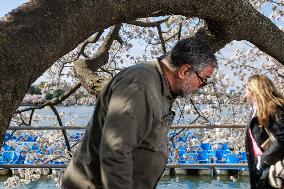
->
[28,109,35,126]
[16,83,82,113]
[189,98,210,123]
[49,105,72,158]
[157,25,167,54]
[127,17,170,28]
[178,23,182,41]
[77,30,104,59]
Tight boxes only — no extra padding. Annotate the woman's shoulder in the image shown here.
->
[269,105,284,140]
[275,105,284,122]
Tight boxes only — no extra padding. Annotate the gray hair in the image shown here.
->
[160,37,217,72]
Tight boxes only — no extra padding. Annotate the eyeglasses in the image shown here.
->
[192,70,213,88]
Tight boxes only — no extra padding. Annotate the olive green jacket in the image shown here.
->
[62,59,175,189]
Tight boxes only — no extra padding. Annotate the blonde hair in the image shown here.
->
[247,74,284,127]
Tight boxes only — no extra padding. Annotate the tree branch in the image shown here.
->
[156,25,167,53]
[76,29,104,59]
[16,83,81,113]
[1,0,284,145]
[74,24,122,95]
[267,0,284,6]
[49,105,72,157]
[127,17,170,27]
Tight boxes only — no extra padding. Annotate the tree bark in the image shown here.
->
[0,0,283,144]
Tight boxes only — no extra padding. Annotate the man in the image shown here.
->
[62,37,217,189]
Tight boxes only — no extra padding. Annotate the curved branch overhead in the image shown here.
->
[74,59,109,96]
[0,0,284,144]
[73,24,121,94]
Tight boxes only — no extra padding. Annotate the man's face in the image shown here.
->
[175,64,216,97]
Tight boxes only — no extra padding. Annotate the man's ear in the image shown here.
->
[178,64,191,79]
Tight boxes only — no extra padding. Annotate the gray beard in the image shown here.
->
[175,79,194,98]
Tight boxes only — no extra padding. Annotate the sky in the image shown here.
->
[0,0,27,17]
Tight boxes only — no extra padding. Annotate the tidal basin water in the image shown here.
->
[0,175,250,188]
[13,104,250,127]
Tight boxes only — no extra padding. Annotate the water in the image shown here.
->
[14,105,95,127]
[0,175,250,188]
[157,175,250,189]
[0,176,57,189]
[13,104,249,127]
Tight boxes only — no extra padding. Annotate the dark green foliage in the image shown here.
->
[27,85,42,95]
[53,89,65,98]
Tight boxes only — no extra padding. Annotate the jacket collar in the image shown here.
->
[149,58,174,101]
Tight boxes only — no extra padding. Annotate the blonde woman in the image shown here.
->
[245,74,284,189]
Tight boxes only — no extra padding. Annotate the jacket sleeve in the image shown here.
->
[99,83,153,189]
[261,110,284,168]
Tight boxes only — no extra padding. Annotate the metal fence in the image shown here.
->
[1,124,247,169]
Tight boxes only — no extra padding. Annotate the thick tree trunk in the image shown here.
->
[0,0,283,145]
